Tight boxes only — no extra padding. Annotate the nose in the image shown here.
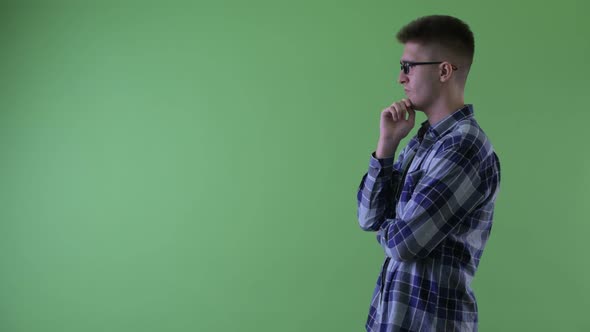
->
[398,69,408,85]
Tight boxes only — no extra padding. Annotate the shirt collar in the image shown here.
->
[417,104,474,141]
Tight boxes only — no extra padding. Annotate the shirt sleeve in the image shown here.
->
[356,147,407,232]
[375,140,487,260]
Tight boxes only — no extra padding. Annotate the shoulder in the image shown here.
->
[436,118,497,167]
[440,118,487,151]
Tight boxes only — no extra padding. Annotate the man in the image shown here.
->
[356,15,501,331]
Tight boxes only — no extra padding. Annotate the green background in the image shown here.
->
[1,1,588,331]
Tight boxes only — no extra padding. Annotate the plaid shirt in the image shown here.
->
[357,104,501,331]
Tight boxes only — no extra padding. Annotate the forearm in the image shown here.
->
[357,139,403,231]
[376,136,401,159]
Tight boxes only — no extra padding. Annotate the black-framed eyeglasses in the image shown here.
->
[400,61,458,75]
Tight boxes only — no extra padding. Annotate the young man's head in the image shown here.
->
[396,15,474,113]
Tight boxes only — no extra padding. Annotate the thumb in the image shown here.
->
[407,108,416,122]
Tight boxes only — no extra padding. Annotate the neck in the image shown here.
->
[423,94,465,127]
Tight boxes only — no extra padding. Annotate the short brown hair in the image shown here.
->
[396,15,475,76]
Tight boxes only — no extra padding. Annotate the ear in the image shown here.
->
[439,62,453,82]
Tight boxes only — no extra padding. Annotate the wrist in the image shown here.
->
[376,138,400,159]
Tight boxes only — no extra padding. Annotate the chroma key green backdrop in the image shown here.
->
[1,1,589,331]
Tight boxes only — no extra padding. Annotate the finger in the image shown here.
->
[399,100,411,121]
[392,107,401,121]
[390,108,398,121]
[407,108,416,122]
[402,98,413,110]
[396,102,407,121]
[392,104,402,121]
